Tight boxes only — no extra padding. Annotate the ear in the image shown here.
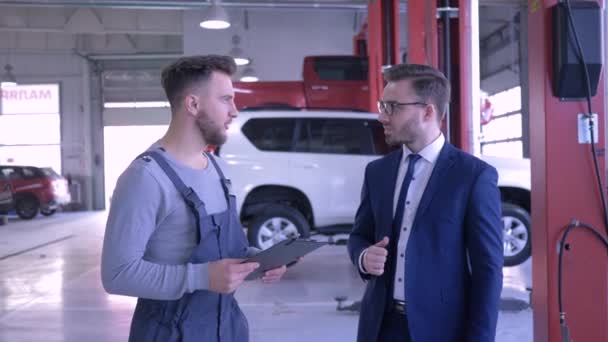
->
[423,103,436,122]
[184,94,199,116]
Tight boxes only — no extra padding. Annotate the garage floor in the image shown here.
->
[0,213,532,342]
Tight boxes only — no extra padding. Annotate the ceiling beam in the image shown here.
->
[0,26,181,35]
[0,1,370,10]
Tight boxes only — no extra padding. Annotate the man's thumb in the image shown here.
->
[374,236,389,247]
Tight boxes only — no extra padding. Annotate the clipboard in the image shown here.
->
[244,238,327,280]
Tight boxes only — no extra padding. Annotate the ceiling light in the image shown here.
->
[240,66,258,82]
[229,35,250,66]
[200,2,230,30]
[0,64,17,87]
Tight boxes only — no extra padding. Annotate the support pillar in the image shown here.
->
[367,0,400,113]
[528,1,608,342]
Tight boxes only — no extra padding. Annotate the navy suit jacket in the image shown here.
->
[347,142,503,342]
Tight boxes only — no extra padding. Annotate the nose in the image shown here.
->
[377,112,389,124]
[230,100,238,117]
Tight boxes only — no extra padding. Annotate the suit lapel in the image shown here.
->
[377,149,403,239]
[411,143,456,230]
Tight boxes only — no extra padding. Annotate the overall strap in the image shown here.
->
[206,152,231,202]
[139,151,205,210]
[137,150,205,242]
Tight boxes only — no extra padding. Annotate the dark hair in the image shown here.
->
[161,55,236,108]
[383,64,451,120]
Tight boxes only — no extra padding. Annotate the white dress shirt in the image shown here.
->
[392,134,445,301]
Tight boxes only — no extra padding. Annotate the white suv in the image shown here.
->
[218,110,531,266]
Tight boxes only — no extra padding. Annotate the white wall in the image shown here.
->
[184,8,362,81]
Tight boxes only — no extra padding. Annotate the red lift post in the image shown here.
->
[405,0,608,341]
[529,1,607,342]
[366,0,400,113]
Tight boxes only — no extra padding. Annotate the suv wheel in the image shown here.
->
[16,197,39,220]
[502,203,531,267]
[247,204,310,250]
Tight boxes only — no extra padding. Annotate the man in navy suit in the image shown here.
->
[347,64,503,342]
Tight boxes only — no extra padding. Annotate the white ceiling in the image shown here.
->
[0,0,525,95]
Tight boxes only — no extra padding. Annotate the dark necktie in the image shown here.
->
[392,154,421,233]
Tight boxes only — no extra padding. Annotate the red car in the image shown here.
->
[0,165,71,219]
[233,55,370,112]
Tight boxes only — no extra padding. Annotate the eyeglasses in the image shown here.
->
[377,100,427,116]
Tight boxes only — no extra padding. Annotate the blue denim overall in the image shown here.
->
[128,150,250,342]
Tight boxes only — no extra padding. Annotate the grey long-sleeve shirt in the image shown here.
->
[101,146,233,300]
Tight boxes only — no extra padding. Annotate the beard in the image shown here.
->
[385,126,416,147]
[384,129,405,146]
[196,109,227,146]
[385,134,400,147]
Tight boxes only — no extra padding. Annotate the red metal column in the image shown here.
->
[528,1,608,342]
[457,0,472,153]
[407,0,438,67]
[440,0,472,152]
[367,0,400,113]
[366,3,382,113]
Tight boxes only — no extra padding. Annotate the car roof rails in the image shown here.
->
[240,105,370,113]
[303,107,369,113]
[240,104,302,111]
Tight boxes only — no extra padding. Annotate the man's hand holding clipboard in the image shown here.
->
[243,238,327,281]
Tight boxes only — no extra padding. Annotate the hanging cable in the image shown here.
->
[564,0,608,235]
[557,220,608,342]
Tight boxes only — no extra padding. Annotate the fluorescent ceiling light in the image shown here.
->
[229,35,250,65]
[240,66,258,82]
[240,76,258,82]
[200,3,230,29]
[230,47,250,66]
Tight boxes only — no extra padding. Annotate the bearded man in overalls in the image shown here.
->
[101,55,288,342]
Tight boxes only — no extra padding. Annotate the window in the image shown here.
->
[0,84,62,172]
[0,145,62,172]
[313,57,368,81]
[41,167,60,178]
[20,167,45,179]
[0,114,61,145]
[242,119,296,152]
[0,168,20,180]
[481,86,523,158]
[295,118,386,155]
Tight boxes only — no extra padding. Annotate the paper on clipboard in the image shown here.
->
[244,238,327,280]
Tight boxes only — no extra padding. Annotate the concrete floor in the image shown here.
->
[0,212,532,342]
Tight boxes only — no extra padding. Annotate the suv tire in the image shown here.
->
[247,204,310,250]
[502,203,531,267]
[16,196,39,220]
